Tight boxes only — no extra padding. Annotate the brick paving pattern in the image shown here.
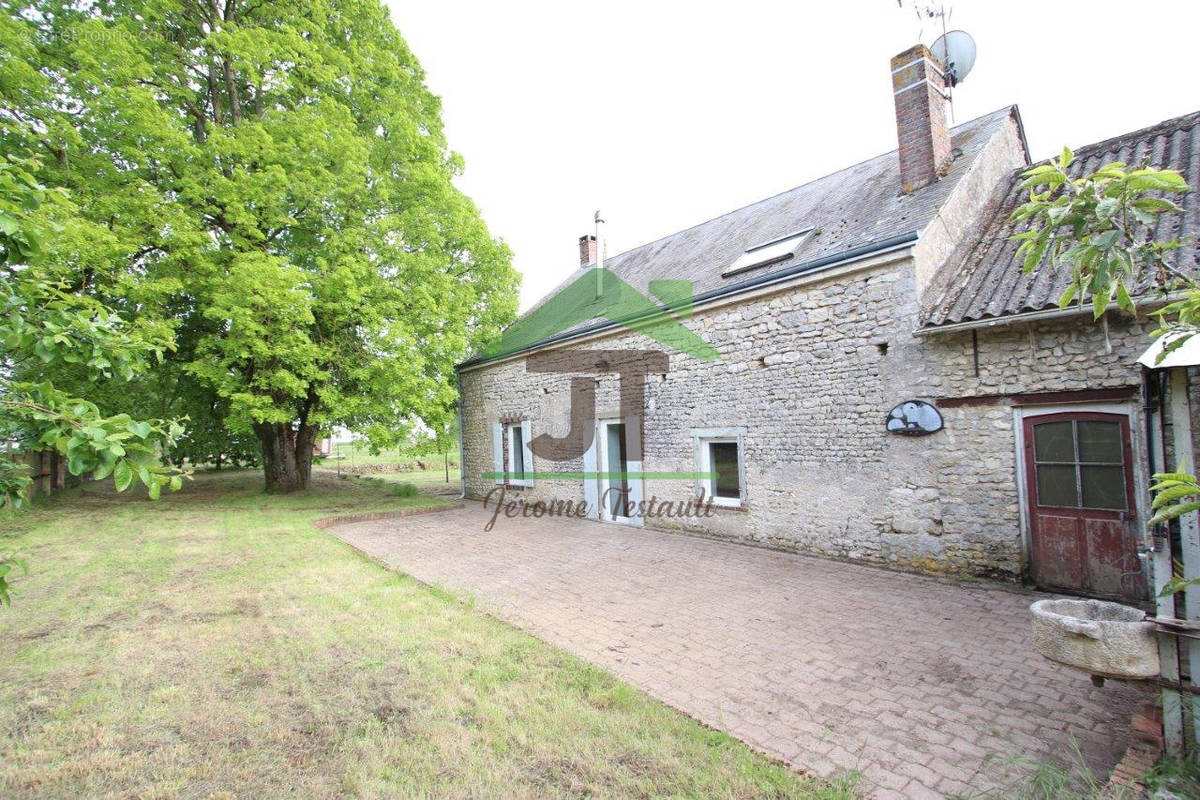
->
[332,505,1149,798]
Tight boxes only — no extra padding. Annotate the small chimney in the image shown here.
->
[578,234,598,267]
[891,44,952,192]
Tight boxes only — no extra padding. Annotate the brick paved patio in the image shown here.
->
[331,504,1149,798]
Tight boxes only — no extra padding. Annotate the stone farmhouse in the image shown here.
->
[457,43,1200,602]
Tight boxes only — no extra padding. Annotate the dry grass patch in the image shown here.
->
[0,471,853,798]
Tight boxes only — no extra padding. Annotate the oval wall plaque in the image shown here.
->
[885,400,943,436]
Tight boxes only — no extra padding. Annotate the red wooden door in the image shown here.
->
[1023,412,1146,601]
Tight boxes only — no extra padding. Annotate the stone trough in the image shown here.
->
[1030,598,1159,680]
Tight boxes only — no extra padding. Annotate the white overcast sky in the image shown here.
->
[383,0,1200,311]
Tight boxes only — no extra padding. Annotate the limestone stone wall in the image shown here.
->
[922,317,1158,579]
[460,256,1159,581]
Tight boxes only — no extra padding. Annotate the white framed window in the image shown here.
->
[692,427,746,508]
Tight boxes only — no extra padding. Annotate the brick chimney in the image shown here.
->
[578,234,598,267]
[891,44,952,192]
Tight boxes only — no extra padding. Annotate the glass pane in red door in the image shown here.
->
[1034,421,1075,461]
[1081,465,1127,509]
[1036,464,1079,507]
[1077,421,1123,463]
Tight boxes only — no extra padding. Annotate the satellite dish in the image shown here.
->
[930,30,976,87]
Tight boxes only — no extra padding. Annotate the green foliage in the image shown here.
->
[355,475,418,498]
[0,553,27,606]
[1010,148,1189,321]
[0,155,186,515]
[168,389,260,469]
[1143,751,1200,797]
[1149,470,1200,595]
[1157,573,1200,597]
[1148,468,1200,526]
[974,734,1127,800]
[8,387,185,496]
[139,317,261,469]
[1,0,519,490]
[387,414,460,460]
[388,481,417,498]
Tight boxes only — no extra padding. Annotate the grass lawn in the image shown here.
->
[312,466,461,497]
[375,468,461,495]
[0,471,853,798]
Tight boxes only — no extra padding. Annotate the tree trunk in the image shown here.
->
[222,57,241,123]
[254,422,316,493]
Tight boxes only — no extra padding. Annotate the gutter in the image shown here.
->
[913,292,1185,336]
[459,231,920,371]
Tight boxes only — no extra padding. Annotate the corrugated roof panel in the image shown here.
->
[923,110,1200,328]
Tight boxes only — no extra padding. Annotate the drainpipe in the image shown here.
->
[455,367,467,500]
[1143,368,1164,549]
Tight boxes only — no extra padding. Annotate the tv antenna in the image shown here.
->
[594,210,605,297]
[897,3,975,122]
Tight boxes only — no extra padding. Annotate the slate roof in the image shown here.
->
[504,107,1020,344]
[922,110,1200,328]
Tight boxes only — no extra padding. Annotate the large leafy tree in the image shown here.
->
[1,0,518,492]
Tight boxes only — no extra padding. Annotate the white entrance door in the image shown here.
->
[596,418,643,526]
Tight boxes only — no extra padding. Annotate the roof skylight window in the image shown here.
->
[723,229,813,277]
